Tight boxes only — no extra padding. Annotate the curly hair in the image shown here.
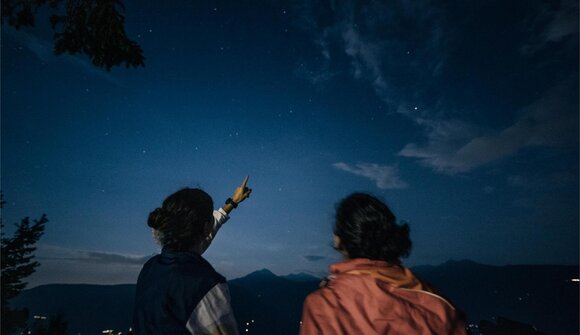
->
[334,193,412,262]
[147,188,214,251]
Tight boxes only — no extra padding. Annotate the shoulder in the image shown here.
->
[136,254,160,281]
[175,255,225,284]
[304,280,343,310]
[167,255,227,310]
[160,251,225,281]
[170,255,226,302]
[141,254,160,267]
[305,272,379,307]
[140,252,225,293]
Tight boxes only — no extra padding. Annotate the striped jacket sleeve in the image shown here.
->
[197,208,230,255]
[186,282,239,335]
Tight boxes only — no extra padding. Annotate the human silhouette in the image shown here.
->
[300,193,467,335]
[133,177,251,335]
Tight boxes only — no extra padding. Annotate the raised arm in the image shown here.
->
[222,175,252,214]
[198,176,252,254]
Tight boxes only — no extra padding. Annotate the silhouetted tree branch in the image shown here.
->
[1,0,145,70]
[1,193,49,335]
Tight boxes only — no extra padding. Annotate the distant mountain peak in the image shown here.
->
[245,268,277,278]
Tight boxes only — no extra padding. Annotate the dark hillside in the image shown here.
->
[12,261,578,335]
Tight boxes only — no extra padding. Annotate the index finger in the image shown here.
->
[240,175,250,188]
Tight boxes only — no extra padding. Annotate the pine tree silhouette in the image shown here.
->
[1,193,49,334]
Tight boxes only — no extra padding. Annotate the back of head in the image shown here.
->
[334,193,412,262]
[147,188,214,251]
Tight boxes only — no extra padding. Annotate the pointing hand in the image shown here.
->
[231,175,252,204]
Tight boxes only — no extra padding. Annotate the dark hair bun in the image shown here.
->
[335,193,412,262]
[147,208,166,229]
[147,188,214,251]
[364,221,411,260]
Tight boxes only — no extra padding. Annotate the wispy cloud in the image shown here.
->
[296,0,578,175]
[508,171,578,190]
[520,0,579,54]
[293,62,339,86]
[333,162,408,189]
[5,26,55,62]
[483,186,495,194]
[399,84,578,173]
[38,249,150,266]
[303,255,326,262]
[27,245,151,287]
[293,0,445,111]
[508,175,527,187]
[36,244,150,264]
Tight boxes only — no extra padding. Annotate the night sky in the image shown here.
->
[2,0,578,287]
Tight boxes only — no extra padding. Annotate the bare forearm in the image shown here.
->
[222,202,235,215]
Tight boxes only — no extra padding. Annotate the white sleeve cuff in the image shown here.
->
[215,208,229,223]
[196,209,230,255]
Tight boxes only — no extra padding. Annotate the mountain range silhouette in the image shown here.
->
[11,260,578,335]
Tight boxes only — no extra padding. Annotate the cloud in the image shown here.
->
[36,246,150,265]
[483,186,495,194]
[86,251,149,264]
[341,24,392,101]
[333,162,408,189]
[297,1,577,176]
[303,255,326,262]
[293,0,445,110]
[508,175,527,187]
[399,84,578,173]
[5,26,55,62]
[508,171,578,190]
[27,245,152,287]
[293,62,339,86]
[520,0,579,54]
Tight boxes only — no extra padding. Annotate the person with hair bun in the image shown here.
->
[300,193,467,335]
[133,177,252,335]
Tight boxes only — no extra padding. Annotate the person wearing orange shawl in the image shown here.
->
[300,193,468,335]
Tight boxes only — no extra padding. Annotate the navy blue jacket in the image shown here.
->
[133,249,226,335]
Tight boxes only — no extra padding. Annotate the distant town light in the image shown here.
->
[571,278,579,282]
